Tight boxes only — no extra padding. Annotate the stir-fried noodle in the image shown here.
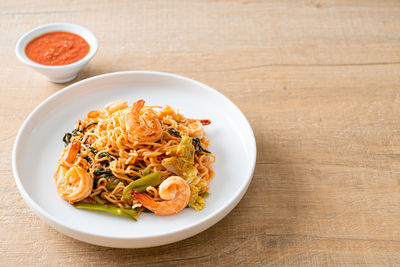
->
[54,99,215,219]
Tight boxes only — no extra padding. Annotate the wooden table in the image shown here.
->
[1,0,400,265]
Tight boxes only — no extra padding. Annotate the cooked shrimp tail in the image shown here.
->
[63,139,81,163]
[125,99,163,142]
[187,119,211,125]
[132,99,145,113]
[133,176,190,216]
[104,99,128,115]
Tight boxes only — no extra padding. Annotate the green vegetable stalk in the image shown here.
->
[123,171,162,200]
[74,202,138,221]
[93,195,106,205]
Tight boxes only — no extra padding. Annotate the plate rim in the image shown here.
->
[12,70,257,246]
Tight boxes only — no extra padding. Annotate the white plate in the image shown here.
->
[12,71,256,248]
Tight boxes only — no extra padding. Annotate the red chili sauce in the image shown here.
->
[25,31,90,66]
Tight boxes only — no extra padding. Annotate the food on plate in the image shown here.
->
[54,99,215,220]
[25,31,90,65]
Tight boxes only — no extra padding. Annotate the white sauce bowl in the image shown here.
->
[15,23,98,83]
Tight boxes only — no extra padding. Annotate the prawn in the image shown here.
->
[55,139,93,203]
[104,99,128,115]
[187,119,211,126]
[186,119,211,139]
[132,176,190,216]
[125,99,163,142]
[87,99,128,119]
[187,120,205,139]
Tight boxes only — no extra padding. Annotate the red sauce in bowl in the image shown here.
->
[25,31,90,66]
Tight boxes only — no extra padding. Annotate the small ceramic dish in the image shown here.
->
[15,23,98,83]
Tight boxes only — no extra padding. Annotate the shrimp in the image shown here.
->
[187,119,211,126]
[187,120,205,139]
[104,99,128,115]
[125,99,163,142]
[132,176,191,216]
[186,119,210,139]
[86,99,128,120]
[55,140,93,203]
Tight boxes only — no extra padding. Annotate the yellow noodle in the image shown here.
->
[55,100,215,218]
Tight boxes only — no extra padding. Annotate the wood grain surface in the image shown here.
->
[1,0,400,266]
